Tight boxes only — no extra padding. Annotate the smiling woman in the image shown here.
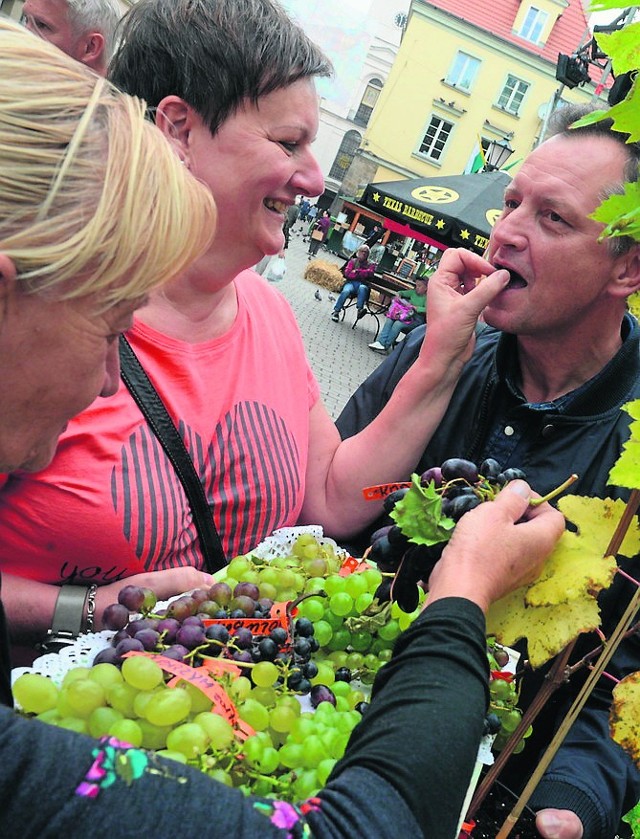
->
[0,11,568,839]
[0,0,514,660]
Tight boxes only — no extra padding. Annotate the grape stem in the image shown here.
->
[529,473,578,506]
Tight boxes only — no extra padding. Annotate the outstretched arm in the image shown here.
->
[301,248,509,535]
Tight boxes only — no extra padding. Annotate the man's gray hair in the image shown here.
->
[545,102,640,257]
[67,0,122,60]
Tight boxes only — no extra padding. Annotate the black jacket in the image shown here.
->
[337,314,640,839]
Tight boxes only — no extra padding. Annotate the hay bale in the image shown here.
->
[304,259,344,292]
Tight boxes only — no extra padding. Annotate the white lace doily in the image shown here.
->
[246,525,348,562]
[12,631,115,689]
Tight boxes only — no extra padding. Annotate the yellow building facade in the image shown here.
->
[360,0,606,183]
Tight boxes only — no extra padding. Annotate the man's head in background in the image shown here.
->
[22,0,121,75]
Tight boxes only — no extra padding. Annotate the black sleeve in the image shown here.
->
[325,597,490,839]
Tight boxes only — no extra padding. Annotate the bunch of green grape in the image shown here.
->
[15,534,427,801]
[484,643,531,753]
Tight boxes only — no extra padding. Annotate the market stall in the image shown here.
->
[361,170,512,255]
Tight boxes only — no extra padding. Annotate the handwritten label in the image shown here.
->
[362,482,411,501]
[122,651,254,739]
[339,556,370,576]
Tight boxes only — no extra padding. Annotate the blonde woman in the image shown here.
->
[0,17,217,650]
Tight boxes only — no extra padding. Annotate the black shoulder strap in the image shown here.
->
[118,335,227,573]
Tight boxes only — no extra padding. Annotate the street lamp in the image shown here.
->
[484,138,514,171]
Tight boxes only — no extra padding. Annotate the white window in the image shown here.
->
[497,75,529,115]
[418,116,453,162]
[446,52,480,92]
[354,78,383,127]
[518,7,549,43]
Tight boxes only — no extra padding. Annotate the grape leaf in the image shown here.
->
[557,495,640,559]
[390,474,455,546]
[622,799,640,839]
[525,531,617,608]
[628,292,640,322]
[486,495,634,667]
[596,23,640,75]
[588,0,636,10]
[591,180,640,241]
[609,399,640,489]
[487,590,601,669]
[610,672,640,769]
[572,87,640,142]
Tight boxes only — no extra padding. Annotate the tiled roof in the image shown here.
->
[414,0,593,64]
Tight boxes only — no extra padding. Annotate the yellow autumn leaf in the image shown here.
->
[485,494,636,668]
[487,591,601,669]
[609,399,640,490]
[558,495,640,559]
[525,531,617,608]
[610,672,640,769]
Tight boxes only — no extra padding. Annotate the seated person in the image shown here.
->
[369,275,428,353]
[331,244,376,321]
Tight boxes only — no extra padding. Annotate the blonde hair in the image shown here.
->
[0,18,215,308]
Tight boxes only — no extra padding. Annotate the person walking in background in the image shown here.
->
[369,239,386,268]
[282,201,299,249]
[331,244,376,321]
[369,274,428,353]
[264,249,287,282]
[298,196,311,227]
[303,202,319,241]
[21,0,121,76]
[307,209,331,258]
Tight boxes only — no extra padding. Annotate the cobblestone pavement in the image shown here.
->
[264,227,386,419]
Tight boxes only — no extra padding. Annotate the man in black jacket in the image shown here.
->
[337,103,640,839]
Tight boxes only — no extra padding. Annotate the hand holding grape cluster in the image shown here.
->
[368,458,528,613]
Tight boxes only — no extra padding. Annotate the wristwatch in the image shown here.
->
[39,585,95,653]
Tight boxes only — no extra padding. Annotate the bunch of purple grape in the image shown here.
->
[369,458,526,613]
[96,583,319,694]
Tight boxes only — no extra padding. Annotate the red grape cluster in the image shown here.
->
[97,582,320,697]
[369,458,527,612]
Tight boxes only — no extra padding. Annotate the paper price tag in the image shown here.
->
[362,481,411,501]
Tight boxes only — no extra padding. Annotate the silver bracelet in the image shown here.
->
[39,585,92,653]
[83,584,98,633]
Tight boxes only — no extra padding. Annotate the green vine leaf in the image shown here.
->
[591,180,640,242]
[588,0,636,12]
[390,473,455,546]
[610,672,640,769]
[596,23,640,75]
[572,82,640,142]
[628,292,640,321]
[609,399,640,488]
[622,798,640,839]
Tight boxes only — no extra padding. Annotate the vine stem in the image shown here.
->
[529,473,578,506]
[493,488,640,838]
